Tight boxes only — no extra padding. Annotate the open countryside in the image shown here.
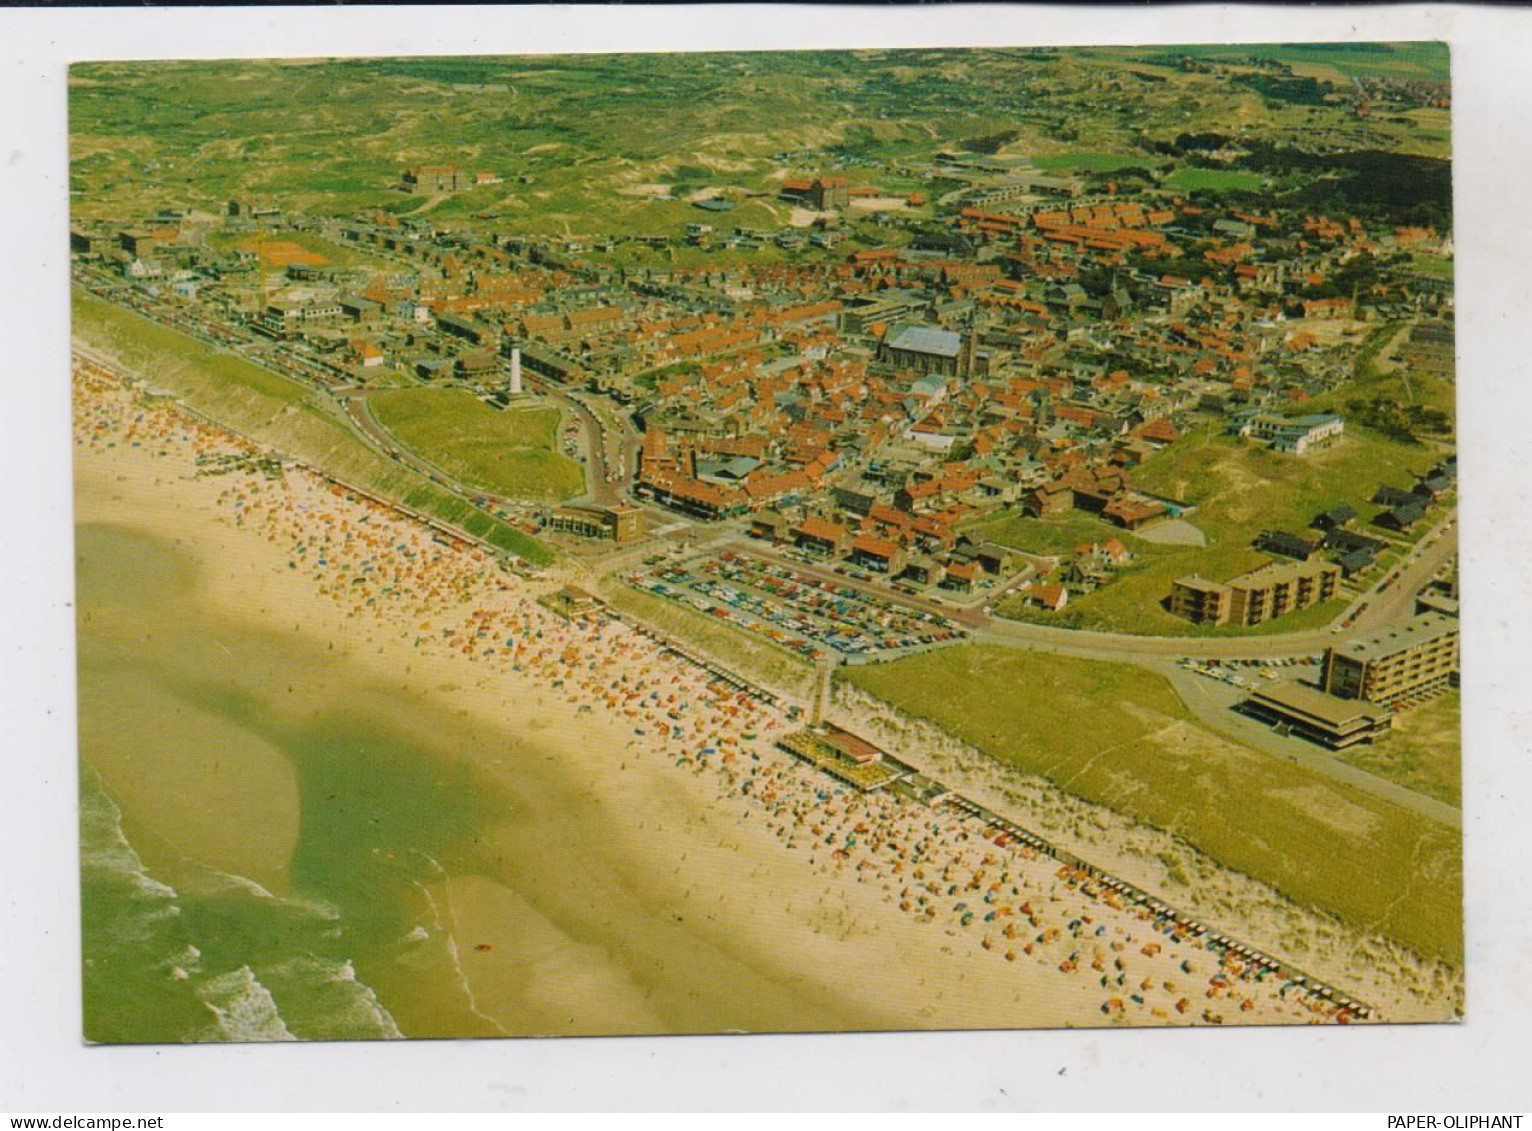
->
[71,41,1459,1042]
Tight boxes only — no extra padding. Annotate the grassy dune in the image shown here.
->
[370,388,584,502]
[987,423,1432,635]
[1339,691,1462,808]
[72,290,554,564]
[845,645,1462,965]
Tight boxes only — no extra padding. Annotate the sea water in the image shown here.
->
[76,522,504,1043]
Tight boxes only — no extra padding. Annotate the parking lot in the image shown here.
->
[1178,654,1324,690]
[627,549,966,661]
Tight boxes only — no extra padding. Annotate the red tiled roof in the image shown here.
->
[852,533,900,559]
[795,516,847,543]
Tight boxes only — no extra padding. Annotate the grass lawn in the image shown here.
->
[1163,167,1266,193]
[72,290,553,565]
[1338,691,1461,808]
[1301,321,1457,436]
[996,587,1349,638]
[599,579,815,698]
[1033,152,1147,173]
[963,509,1130,559]
[844,645,1463,964]
[1410,253,1454,281]
[369,388,585,502]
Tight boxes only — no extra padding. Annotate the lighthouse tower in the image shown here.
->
[509,346,523,395]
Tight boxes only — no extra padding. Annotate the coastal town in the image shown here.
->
[71,134,1458,731]
[69,45,1461,1040]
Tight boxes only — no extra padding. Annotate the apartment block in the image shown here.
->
[1170,559,1340,627]
[1321,612,1460,708]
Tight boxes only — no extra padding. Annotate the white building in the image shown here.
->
[1237,412,1345,455]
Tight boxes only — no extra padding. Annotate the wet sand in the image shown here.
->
[73,356,1390,1035]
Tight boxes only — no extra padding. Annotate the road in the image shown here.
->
[968,511,1459,662]
[701,511,1458,665]
[1159,660,1461,828]
[522,374,638,508]
[669,518,1464,831]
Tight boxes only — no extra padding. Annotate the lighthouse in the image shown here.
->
[509,346,523,395]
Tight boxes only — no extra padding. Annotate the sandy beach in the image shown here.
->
[72,354,1433,1037]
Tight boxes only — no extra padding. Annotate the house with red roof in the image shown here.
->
[850,533,906,575]
[1025,581,1070,612]
[792,515,851,557]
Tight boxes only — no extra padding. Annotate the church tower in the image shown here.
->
[959,311,979,381]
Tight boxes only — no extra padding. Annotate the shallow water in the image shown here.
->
[76,522,482,1041]
[76,519,871,1041]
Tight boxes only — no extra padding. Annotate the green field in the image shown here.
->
[1302,322,1457,435]
[844,645,1462,964]
[1163,167,1266,193]
[72,291,554,565]
[962,509,1125,559]
[1154,42,1450,83]
[598,580,816,699]
[984,422,1431,634]
[1033,152,1147,173]
[369,388,584,502]
[1410,253,1455,281]
[1338,691,1461,808]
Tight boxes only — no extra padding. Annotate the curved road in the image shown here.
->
[717,511,1456,664]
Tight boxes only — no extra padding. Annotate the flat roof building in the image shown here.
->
[1170,558,1340,627]
[1321,612,1460,709]
[546,503,644,544]
[1241,681,1393,749]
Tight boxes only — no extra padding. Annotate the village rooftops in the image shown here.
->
[1330,613,1460,663]
[851,533,901,559]
[795,515,848,543]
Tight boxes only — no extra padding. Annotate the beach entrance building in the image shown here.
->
[777,724,914,792]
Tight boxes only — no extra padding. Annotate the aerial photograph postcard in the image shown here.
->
[69,41,1461,1043]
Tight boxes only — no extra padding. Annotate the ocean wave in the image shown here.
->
[195,966,296,1043]
[162,943,203,978]
[186,865,341,921]
[259,956,404,1040]
[79,780,180,904]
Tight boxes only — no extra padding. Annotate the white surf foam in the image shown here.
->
[260,956,404,1040]
[196,966,297,1043]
